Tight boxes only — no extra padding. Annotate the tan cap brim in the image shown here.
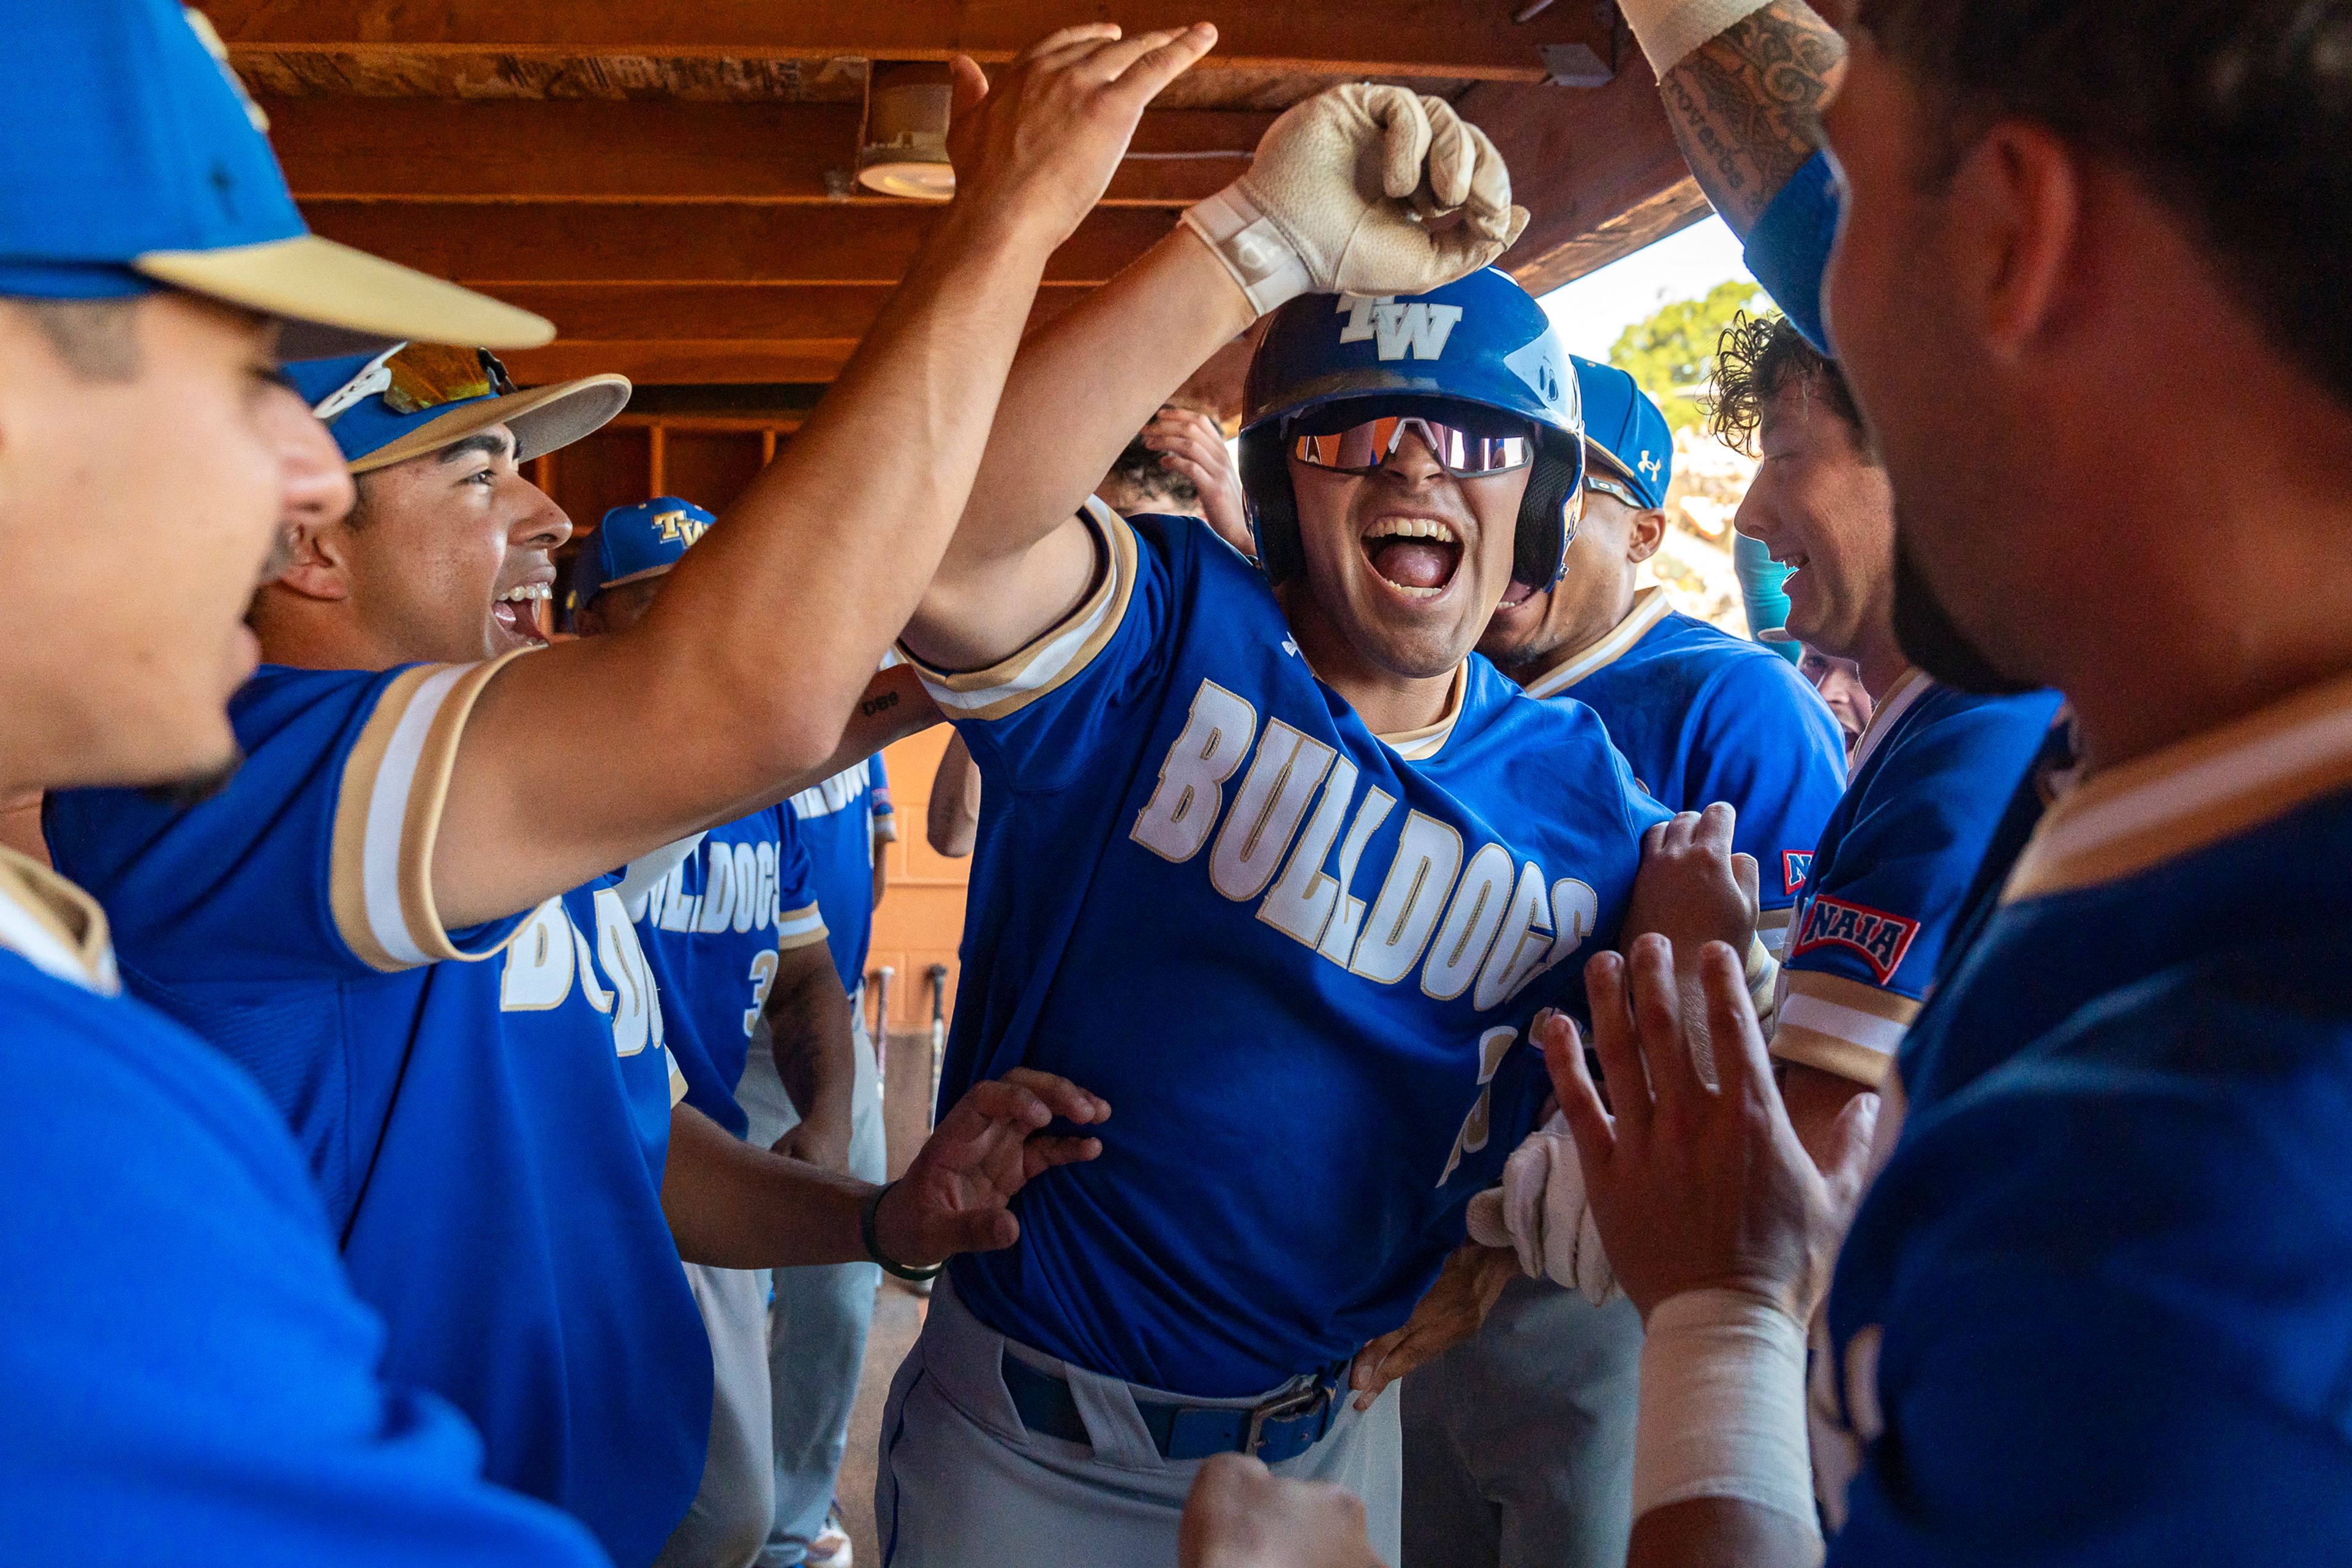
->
[349,375,632,475]
[132,233,554,358]
[1583,438,1640,485]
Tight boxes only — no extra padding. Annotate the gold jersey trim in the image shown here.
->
[1846,666,1931,783]
[899,498,1139,724]
[0,846,119,995]
[2004,666,2352,902]
[329,650,536,973]
[1520,587,1674,701]
[1770,969,1920,1085]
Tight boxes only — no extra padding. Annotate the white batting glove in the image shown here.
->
[1616,0,1774,75]
[1463,1112,1620,1307]
[1180,84,1529,316]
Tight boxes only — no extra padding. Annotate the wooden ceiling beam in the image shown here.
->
[1457,49,1718,295]
[300,200,1177,284]
[263,97,1266,206]
[507,340,862,385]
[481,283,1088,342]
[209,0,1607,81]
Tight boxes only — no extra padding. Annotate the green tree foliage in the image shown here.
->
[1607,279,1770,432]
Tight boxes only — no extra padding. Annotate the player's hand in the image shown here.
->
[771,1115,853,1177]
[1178,1455,1383,1568]
[1544,938,1877,1324]
[873,1068,1109,1264]
[1624,804,1757,958]
[1345,1241,1518,1409]
[1144,405,1254,557]
[1183,84,1529,313]
[944,23,1219,256]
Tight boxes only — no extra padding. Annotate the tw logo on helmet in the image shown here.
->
[1336,295,1464,362]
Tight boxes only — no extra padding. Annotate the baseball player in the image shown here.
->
[1189,2,2352,1564]
[567,496,864,1568]
[760,722,899,1568]
[1387,360,1844,1568]
[1712,310,2060,1158]
[877,83,1758,1559]
[43,25,1223,1565]
[0,4,611,1561]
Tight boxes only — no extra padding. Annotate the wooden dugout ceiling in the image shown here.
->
[213,2,1709,396]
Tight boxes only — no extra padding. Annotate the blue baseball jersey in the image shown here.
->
[46,658,709,1568]
[1521,587,1845,954]
[1770,671,2061,1084]
[787,755,882,998]
[625,809,828,1137]
[1817,674,2352,1564]
[0,850,608,1568]
[902,502,1671,1397]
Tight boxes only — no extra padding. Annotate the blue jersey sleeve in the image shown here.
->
[1777,691,2056,1083]
[1684,650,1846,943]
[1823,977,2352,1566]
[772,807,828,955]
[45,657,530,983]
[899,500,1178,793]
[866,751,896,832]
[1744,151,1838,352]
[0,971,606,1568]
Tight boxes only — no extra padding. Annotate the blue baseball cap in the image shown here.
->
[1572,356,1673,511]
[569,498,718,620]
[2,0,551,355]
[287,344,630,475]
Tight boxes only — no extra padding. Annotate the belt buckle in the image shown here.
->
[1243,1379,1333,1460]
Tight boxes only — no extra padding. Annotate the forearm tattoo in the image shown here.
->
[1660,2,1847,235]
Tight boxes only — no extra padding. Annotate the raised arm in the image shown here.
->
[1638,1,1845,238]
[430,25,1218,930]
[1622,0,1845,345]
[902,85,1529,674]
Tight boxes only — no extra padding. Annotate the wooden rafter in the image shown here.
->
[211,0,1611,81]
[263,97,1267,206]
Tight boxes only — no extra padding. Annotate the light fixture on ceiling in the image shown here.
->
[858,63,956,200]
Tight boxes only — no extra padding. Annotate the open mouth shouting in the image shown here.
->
[491,579,553,650]
[1362,516,1464,601]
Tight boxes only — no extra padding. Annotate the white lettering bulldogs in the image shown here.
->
[1131,676,1605,1178]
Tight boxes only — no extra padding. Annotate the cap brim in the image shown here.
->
[1583,439,1640,484]
[349,375,633,475]
[132,234,554,358]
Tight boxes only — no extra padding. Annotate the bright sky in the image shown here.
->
[1536,214,1757,361]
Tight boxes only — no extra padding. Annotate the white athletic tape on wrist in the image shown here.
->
[1179,187,1314,316]
[1633,1288,1822,1537]
[1616,0,1775,74]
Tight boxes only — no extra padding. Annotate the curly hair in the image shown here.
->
[1706,311,1872,461]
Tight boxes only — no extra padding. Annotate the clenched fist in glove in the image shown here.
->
[1180,84,1529,315]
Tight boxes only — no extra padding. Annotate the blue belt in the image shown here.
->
[1000,1350,1346,1464]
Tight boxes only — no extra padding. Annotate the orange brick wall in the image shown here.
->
[867,723,971,1033]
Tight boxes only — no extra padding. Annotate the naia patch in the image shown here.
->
[1782,850,1814,897]
[1791,894,1918,985]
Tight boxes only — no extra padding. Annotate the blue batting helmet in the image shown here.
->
[1238,268,1585,589]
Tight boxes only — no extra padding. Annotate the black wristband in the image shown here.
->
[861,1180,944,1282]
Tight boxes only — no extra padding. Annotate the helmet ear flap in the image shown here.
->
[1513,429,1585,591]
[1238,426,1305,585]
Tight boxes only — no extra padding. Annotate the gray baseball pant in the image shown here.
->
[876,1277,1402,1568]
[1398,1275,1643,1568]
